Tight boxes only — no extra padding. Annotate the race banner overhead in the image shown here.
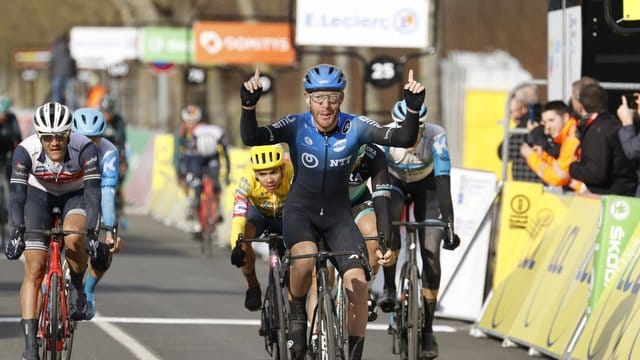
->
[193,21,295,66]
[296,0,430,48]
[70,27,138,69]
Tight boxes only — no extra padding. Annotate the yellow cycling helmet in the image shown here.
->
[250,144,285,170]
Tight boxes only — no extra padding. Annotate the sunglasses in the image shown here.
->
[309,93,342,105]
[39,132,70,142]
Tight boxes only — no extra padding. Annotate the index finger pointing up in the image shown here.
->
[254,67,261,79]
[407,69,414,83]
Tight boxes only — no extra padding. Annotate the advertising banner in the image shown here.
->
[70,27,138,69]
[508,195,600,358]
[478,191,570,338]
[193,21,295,66]
[547,6,582,101]
[589,196,640,310]
[492,181,544,289]
[569,226,640,360]
[295,0,429,48]
[437,168,497,321]
[140,27,191,64]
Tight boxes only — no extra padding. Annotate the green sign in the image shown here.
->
[589,195,640,311]
[140,27,192,64]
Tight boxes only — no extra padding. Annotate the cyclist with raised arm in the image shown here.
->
[5,102,102,360]
[241,65,425,360]
[229,144,293,311]
[174,105,231,232]
[379,100,461,359]
[72,107,124,319]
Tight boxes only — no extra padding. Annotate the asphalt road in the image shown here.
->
[0,214,539,360]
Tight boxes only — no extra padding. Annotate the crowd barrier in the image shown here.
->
[476,180,640,359]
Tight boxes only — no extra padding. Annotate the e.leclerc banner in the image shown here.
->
[589,195,640,311]
[478,190,570,338]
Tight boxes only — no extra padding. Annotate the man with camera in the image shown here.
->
[617,92,640,196]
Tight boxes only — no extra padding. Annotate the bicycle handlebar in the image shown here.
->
[363,232,388,253]
[237,233,283,247]
[280,244,372,283]
[392,219,446,227]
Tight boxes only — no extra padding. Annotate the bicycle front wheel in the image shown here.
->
[270,268,289,360]
[406,265,421,360]
[62,269,76,360]
[41,273,61,360]
[316,293,339,360]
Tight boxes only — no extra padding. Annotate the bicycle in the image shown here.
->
[281,243,371,360]
[185,171,219,256]
[238,232,290,360]
[390,213,446,360]
[25,207,117,360]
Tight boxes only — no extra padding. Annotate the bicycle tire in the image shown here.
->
[271,268,289,360]
[199,178,217,257]
[334,278,348,360]
[316,293,338,360]
[62,275,76,360]
[407,265,421,360]
[48,273,61,360]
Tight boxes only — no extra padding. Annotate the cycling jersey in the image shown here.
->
[95,138,119,230]
[9,133,101,236]
[384,123,451,183]
[349,144,395,249]
[241,109,418,272]
[230,159,294,247]
[176,123,228,157]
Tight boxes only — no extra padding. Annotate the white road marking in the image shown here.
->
[91,311,162,360]
[0,316,458,333]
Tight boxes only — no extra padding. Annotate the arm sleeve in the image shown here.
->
[9,146,30,228]
[230,176,251,248]
[367,147,394,250]
[80,143,102,231]
[241,109,279,145]
[362,111,420,148]
[100,149,119,230]
[618,125,640,160]
[219,134,231,178]
[435,175,454,223]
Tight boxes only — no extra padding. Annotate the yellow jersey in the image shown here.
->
[230,160,294,247]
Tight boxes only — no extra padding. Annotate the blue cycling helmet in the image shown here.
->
[391,100,428,124]
[303,64,347,92]
[72,107,106,136]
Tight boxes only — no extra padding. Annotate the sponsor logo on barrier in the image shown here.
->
[509,194,531,229]
[606,226,624,287]
[610,199,631,221]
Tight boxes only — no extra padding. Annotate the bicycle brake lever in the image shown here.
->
[357,245,372,282]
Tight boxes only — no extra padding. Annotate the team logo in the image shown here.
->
[304,136,313,146]
[342,120,351,134]
[301,153,319,168]
[610,200,631,221]
[333,139,346,152]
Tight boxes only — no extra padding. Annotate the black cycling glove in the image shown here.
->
[230,243,246,267]
[240,84,262,107]
[443,222,461,251]
[86,229,100,261]
[403,88,426,112]
[5,226,25,260]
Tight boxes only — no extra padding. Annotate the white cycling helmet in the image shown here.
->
[181,105,202,123]
[196,135,218,156]
[33,102,72,133]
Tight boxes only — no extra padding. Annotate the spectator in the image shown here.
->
[49,33,77,108]
[616,93,640,196]
[0,96,22,182]
[498,84,557,182]
[569,84,637,195]
[520,101,580,189]
[570,76,599,118]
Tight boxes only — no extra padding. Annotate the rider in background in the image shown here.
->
[98,95,128,225]
[174,105,231,230]
[72,108,124,320]
[380,100,461,359]
[5,102,102,360]
[229,144,293,311]
[0,96,22,182]
[348,144,397,321]
[240,65,424,360]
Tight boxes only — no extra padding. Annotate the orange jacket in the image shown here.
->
[525,118,581,187]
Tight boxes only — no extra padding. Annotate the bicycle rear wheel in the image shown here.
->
[62,266,76,360]
[334,278,348,359]
[199,178,217,257]
[406,265,421,360]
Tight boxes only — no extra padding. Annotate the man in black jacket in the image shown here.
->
[569,84,637,195]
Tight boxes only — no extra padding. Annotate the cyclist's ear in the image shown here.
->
[305,97,310,107]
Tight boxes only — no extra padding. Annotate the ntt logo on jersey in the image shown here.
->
[301,153,319,168]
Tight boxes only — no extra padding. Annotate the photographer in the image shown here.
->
[616,92,640,196]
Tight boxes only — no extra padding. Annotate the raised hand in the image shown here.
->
[403,69,426,112]
[241,67,263,108]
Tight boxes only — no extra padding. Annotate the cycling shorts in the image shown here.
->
[247,204,285,257]
[351,199,375,225]
[24,187,86,252]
